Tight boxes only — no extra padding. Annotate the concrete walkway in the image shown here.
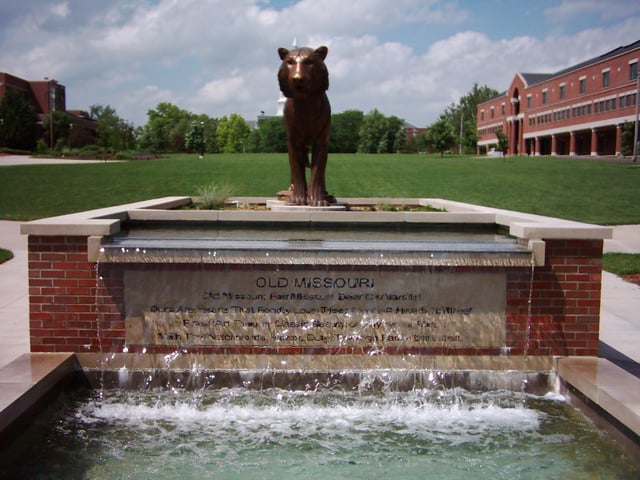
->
[0,154,117,166]
[0,221,29,369]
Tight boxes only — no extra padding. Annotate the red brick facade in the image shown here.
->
[27,235,602,357]
[0,73,66,117]
[0,72,96,144]
[477,40,640,156]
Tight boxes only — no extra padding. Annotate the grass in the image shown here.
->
[0,153,639,224]
[1,153,639,275]
[603,253,640,276]
[0,248,13,264]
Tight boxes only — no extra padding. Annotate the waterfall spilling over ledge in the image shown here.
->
[20,196,611,388]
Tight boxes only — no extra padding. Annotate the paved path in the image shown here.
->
[0,221,29,368]
[0,154,117,166]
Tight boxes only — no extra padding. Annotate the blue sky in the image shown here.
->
[1,0,639,127]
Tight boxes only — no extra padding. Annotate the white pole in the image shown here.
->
[633,72,639,162]
[459,112,463,155]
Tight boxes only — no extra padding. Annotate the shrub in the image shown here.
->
[194,182,234,209]
[78,144,102,156]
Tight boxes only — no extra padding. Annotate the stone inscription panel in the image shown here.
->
[124,269,506,349]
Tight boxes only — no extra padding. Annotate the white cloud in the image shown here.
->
[544,0,640,21]
[198,77,250,104]
[50,2,70,18]
[0,0,638,127]
[114,85,178,124]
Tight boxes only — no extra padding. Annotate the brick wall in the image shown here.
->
[27,236,603,357]
[28,235,125,353]
[531,239,603,356]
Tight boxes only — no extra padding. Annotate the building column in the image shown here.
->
[615,124,623,157]
[551,134,557,156]
[535,136,541,156]
[519,118,525,155]
[507,120,514,156]
[590,128,598,156]
[569,131,576,156]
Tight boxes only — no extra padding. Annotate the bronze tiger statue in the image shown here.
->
[278,45,334,206]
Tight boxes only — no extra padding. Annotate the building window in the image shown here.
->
[527,95,532,108]
[490,108,495,118]
[603,70,610,88]
[631,61,638,80]
[481,111,484,121]
[501,104,505,115]
[542,90,548,104]
[559,84,566,99]
[579,77,586,94]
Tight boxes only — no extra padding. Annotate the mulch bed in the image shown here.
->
[622,274,640,286]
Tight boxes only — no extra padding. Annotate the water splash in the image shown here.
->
[4,387,634,480]
[521,251,537,395]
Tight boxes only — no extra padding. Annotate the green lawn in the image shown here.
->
[0,248,12,264]
[603,253,640,276]
[1,153,639,274]
[0,153,639,224]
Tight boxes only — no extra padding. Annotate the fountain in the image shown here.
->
[3,45,638,477]
[4,195,640,477]
[17,195,609,385]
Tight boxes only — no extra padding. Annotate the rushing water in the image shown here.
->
[2,387,638,479]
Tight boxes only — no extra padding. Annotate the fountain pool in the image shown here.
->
[11,196,636,477]
[1,384,639,479]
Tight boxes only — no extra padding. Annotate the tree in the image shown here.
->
[246,116,287,153]
[406,131,428,153]
[358,109,404,154]
[329,110,364,153]
[440,83,499,154]
[426,118,455,157]
[137,102,192,153]
[358,109,387,153]
[0,89,40,151]
[216,114,251,153]
[496,130,508,155]
[394,127,408,153]
[378,116,407,153]
[621,121,637,157]
[42,110,72,152]
[185,121,206,157]
[89,104,135,151]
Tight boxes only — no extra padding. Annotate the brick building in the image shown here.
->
[476,40,640,157]
[0,72,96,146]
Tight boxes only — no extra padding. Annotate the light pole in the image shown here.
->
[458,112,463,155]
[199,121,205,158]
[633,71,639,163]
[68,123,73,151]
[44,77,56,151]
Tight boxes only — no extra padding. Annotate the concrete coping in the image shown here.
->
[0,353,77,434]
[557,356,640,440]
[19,197,612,267]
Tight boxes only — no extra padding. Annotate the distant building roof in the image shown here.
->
[518,72,554,87]
[518,39,640,88]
